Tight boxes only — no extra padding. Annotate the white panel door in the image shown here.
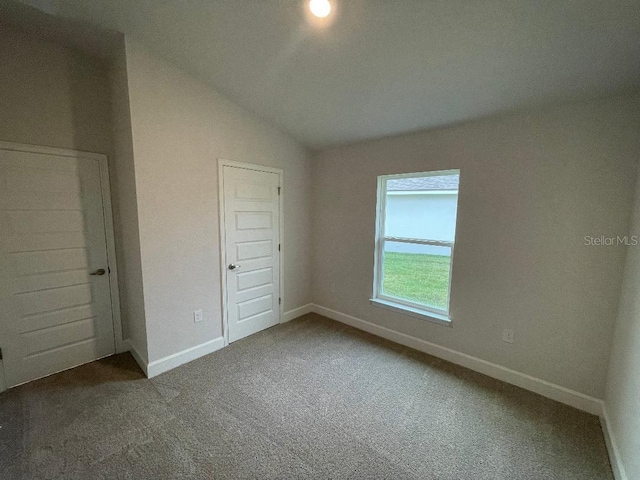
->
[0,147,115,387]
[222,165,280,343]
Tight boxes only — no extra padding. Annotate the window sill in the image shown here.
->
[370,298,452,327]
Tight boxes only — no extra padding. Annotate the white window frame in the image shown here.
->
[370,169,460,326]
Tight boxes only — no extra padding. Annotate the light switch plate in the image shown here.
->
[194,309,203,323]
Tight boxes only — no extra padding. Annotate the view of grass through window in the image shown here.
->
[382,252,451,311]
[375,170,459,316]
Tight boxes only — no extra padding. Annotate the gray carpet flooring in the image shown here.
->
[0,313,613,479]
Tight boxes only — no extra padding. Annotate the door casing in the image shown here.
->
[218,159,284,346]
[0,141,125,392]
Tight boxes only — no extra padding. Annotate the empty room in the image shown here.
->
[0,0,639,478]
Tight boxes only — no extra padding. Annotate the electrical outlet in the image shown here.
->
[194,309,203,323]
[502,328,515,344]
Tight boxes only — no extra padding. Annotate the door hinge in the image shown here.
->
[278,186,281,195]
[278,244,281,251]
[0,348,3,360]
[279,297,281,305]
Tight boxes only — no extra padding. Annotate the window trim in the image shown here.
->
[371,169,459,325]
[369,298,452,326]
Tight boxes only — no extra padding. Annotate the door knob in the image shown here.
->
[90,268,106,276]
[228,264,241,270]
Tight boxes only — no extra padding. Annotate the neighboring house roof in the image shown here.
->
[387,175,459,191]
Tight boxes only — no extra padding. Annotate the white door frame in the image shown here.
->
[218,159,284,346]
[0,141,126,366]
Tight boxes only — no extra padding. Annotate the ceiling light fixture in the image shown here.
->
[309,0,331,18]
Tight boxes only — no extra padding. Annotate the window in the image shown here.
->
[371,170,460,324]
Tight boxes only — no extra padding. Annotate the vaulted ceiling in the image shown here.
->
[18,0,640,148]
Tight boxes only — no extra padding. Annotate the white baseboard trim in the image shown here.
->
[282,303,314,323]
[145,337,225,378]
[312,304,604,416]
[601,406,628,480]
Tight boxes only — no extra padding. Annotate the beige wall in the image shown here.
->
[312,95,640,399]
[0,23,112,154]
[124,39,312,363]
[605,167,640,479]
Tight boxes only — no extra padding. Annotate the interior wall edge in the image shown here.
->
[0,361,5,393]
[282,303,314,323]
[123,339,148,376]
[601,406,630,480]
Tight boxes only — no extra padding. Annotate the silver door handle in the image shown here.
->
[90,268,106,276]
[228,264,241,270]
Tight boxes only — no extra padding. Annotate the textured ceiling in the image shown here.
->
[18,0,640,149]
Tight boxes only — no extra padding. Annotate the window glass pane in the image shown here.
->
[381,241,451,311]
[384,174,459,241]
